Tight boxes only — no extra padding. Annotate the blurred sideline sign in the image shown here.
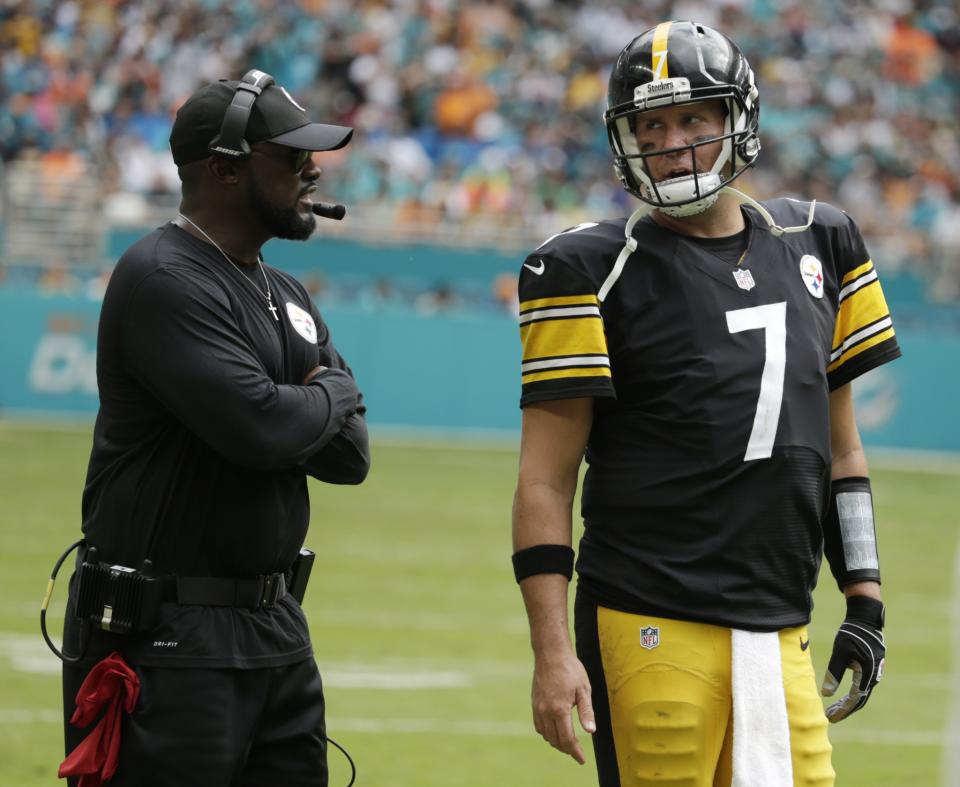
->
[0,287,957,452]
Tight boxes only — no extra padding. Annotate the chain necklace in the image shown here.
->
[177,213,279,320]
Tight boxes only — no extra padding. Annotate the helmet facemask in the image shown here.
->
[606,76,760,216]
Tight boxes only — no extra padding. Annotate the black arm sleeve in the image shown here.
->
[822,476,882,589]
[123,269,360,469]
[299,301,370,483]
[302,410,370,483]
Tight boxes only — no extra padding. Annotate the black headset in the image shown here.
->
[207,68,275,160]
[203,68,347,220]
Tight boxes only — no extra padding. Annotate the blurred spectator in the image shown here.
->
[1,0,959,297]
[301,273,328,301]
[885,15,941,86]
[434,70,498,137]
[415,282,460,314]
[492,271,519,317]
[83,266,112,300]
[37,260,79,295]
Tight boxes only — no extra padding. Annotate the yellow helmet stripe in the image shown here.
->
[651,21,672,80]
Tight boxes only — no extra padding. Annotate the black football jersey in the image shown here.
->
[518,200,901,630]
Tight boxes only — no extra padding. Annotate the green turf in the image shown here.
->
[0,422,955,786]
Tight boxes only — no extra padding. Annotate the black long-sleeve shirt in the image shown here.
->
[66,223,369,667]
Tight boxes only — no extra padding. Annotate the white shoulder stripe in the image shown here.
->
[830,317,893,362]
[519,305,601,325]
[522,356,609,373]
[839,269,878,301]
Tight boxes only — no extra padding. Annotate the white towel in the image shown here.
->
[731,629,793,787]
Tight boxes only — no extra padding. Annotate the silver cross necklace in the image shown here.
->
[177,213,279,321]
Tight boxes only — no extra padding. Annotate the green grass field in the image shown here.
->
[0,422,956,786]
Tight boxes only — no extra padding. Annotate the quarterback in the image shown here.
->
[511,21,899,787]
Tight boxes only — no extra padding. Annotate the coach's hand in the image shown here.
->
[532,649,595,764]
[821,595,885,722]
[303,365,328,384]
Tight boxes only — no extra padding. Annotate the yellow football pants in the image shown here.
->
[594,608,834,787]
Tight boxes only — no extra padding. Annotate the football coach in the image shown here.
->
[58,69,368,787]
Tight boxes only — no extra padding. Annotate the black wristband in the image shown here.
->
[512,544,575,583]
[845,595,885,628]
[822,476,882,589]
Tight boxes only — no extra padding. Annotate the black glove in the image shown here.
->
[820,595,885,722]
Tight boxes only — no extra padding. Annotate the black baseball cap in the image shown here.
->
[170,78,353,166]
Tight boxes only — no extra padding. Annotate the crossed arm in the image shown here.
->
[300,352,370,485]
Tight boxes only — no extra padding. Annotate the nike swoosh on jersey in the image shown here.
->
[523,260,546,275]
[800,638,810,651]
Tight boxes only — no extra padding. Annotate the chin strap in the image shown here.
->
[598,203,652,302]
[723,186,817,237]
[598,189,817,303]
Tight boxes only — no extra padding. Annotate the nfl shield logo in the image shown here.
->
[639,625,660,650]
[732,268,755,291]
[799,254,825,299]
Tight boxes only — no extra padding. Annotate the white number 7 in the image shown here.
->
[725,302,787,461]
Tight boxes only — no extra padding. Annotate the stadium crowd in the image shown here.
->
[1,0,959,299]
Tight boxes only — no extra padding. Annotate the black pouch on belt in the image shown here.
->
[288,548,315,604]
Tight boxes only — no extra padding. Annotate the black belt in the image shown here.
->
[162,572,289,610]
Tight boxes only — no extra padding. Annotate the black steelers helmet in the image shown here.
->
[605,21,760,216]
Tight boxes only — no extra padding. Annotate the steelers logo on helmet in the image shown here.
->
[605,21,761,217]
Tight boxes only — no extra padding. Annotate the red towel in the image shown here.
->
[59,652,141,786]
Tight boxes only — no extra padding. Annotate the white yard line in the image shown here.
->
[0,629,948,685]
[0,631,531,683]
[323,669,470,689]
[331,719,944,745]
[314,608,529,633]
[943,536,960,787]
[329,717,531,736]
[0,707,943,747]
[0,709,62,724]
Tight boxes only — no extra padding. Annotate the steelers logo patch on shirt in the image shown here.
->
[285,302,317,343]
[799,254,825,299]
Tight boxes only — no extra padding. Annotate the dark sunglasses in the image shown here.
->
[252,145,312,173]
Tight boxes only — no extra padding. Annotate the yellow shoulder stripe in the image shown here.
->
[521,317,608,361]
[840,259,874,287]
[832,280,891,350]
